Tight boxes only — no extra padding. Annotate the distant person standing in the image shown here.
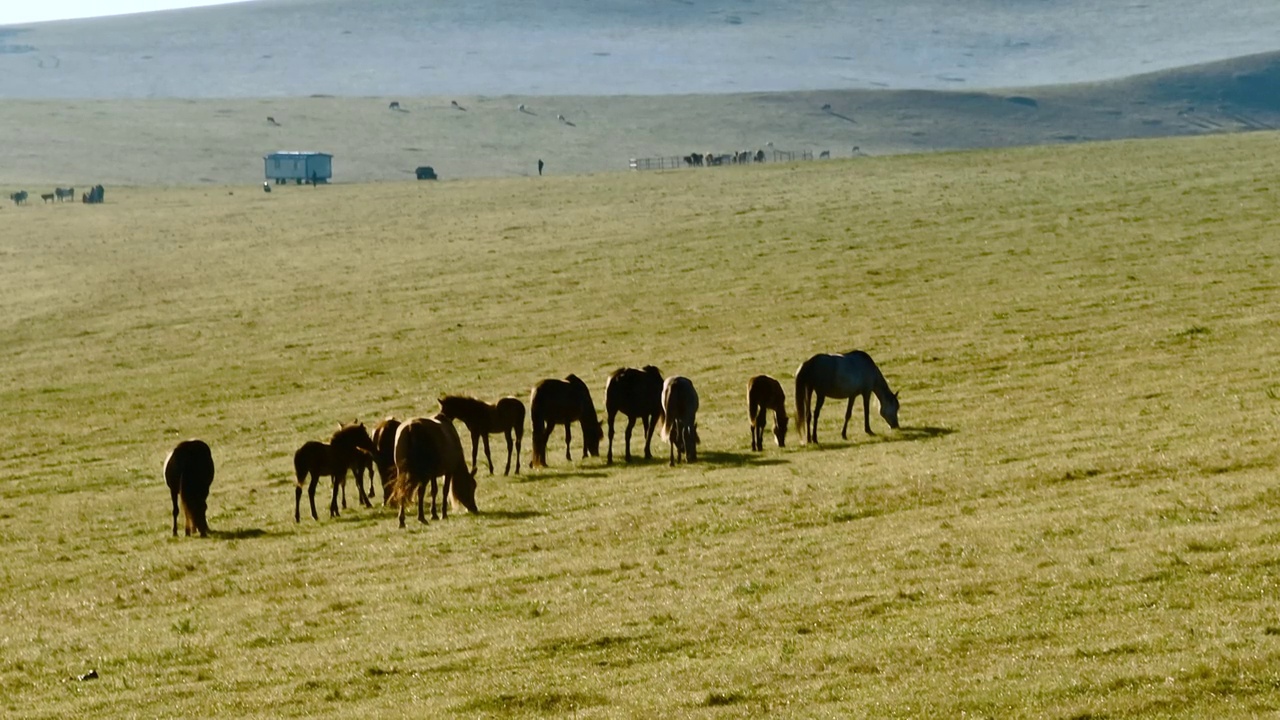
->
[537,159,544,176]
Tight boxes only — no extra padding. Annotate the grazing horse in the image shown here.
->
[604,365,664,463]
[293,439,376,522]
[794,350,900,445]
[660,376,700,465]
[165,439,214,537]
[529,374,602,468]
[438,395,526,476]
[55,187,74,201]
[329,421,379,509]
[389,415,478,527]
[748,374,789,451]
[371,416,401,502]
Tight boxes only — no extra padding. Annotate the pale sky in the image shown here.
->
[0,0,251,26]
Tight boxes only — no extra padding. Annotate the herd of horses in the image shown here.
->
[8,186,103,205]
[163,350,900,538]
[683,149,767,167]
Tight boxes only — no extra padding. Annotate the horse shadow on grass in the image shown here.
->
[511,469,610,484]
[213,527,272,540]
[694,451,790,468]
[888,425,955,442]
[476,509,544,521]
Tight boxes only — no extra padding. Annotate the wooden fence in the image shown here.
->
[629,149,816,171]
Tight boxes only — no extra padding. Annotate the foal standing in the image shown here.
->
[747,374,788,451]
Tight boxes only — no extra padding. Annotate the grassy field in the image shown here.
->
[1,130,1279,717]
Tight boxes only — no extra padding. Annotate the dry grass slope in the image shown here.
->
[0,131,1279,717]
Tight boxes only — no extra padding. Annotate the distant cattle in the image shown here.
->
[10,190,27,205]
[40,193,55,203]
[55,187,74,201]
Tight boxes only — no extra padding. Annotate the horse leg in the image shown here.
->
[503,429,514,476]
[417,483,428,524]
[606,411,616,464]
[669,422,677,467]
[308,474,320,521]
[329,470,344,517]
[564,423,573,462]
[530,416,545,468]
[841,397,855,440]
[514,427,523,475]
[624,416,638,462]
[171,486,180,536]
[750,401,762,451]
[482,434,494,475]
[812,395,826,444]
[430,476,440,521]
[294,484,302,523]
[863,391,875,435]
[441,474,451,520]
[470,431,481,475]
[357,465,373,508]
[642,414,655,460]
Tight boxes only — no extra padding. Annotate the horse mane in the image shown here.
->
[439,394,489,415]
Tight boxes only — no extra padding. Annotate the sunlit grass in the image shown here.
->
[1,130,1279,717]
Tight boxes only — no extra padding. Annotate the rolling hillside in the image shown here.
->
[0,51,1278,186]
[2,0,1280,98]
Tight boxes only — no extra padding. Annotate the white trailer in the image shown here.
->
[264,151,333,184]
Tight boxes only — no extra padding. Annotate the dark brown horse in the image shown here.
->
[165,439,214,537]
[437,395,526,476]
[330,421,379,508]
[748,374,789,451]
[389,415,478,527]
[660,376,700,465]
[293,439,375,522]
[529,374,603,468]
[604,365,664,463]
[795,350,899,445]
[371,416,401,503]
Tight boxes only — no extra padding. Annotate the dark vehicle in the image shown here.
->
[415,166,438,180]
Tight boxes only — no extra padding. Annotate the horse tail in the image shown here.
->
[293,450,307,489]
[529,391,547,468]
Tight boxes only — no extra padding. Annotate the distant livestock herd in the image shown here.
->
[165,351,901,538]
[684,149,767,167]
[9,185,104,205]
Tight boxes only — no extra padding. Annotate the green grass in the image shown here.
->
[2,130,1280,717]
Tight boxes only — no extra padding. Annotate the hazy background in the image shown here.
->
[2,0,1280,98]
[0,0,1277,185]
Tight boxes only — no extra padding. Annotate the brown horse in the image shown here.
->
[293,439,375,522]
[330,421,379,508]
[371,416,401,503]
[604,365,664,463]
[748,374,789,451]
[389,415,478,527]
[529,374,603,468]
[437,395,526,476]
[795,350,899,445]
[165,439,214,537]
[660,376,700,465]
